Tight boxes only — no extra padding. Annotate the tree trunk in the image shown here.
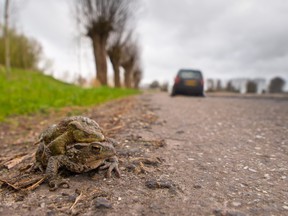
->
[111,59,121,87]
[123,64,133,88]
[92,34,108,85]
[133,73,140,89]
[4,0,11,77]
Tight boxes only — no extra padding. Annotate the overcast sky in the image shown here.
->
[5,0,288,86]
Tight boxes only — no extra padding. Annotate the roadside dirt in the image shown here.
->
[0,93,288,216]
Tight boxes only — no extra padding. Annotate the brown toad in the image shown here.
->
[45,141,120,191]
[34,116,105,170]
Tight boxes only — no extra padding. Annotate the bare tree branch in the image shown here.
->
[75,0,138,85]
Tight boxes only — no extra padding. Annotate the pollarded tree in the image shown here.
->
[246,80,257,93]
[216,79,222,91]
[107,34,122,87]
[269,77,285,93]
[107,31,132,87]
[226,81,238,92]
[149,80,160,89]
[132,66,142,89]
[76,0,134,85]
[121,39,139,88]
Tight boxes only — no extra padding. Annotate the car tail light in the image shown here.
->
[175,76,180,84]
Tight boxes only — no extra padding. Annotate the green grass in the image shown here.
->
[0,68,139,120]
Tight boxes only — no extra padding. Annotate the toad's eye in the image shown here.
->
[74,143,88,150]
[91,145,102,153]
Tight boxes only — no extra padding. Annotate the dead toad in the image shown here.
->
[45,141,120,190]
[34,116,105,170]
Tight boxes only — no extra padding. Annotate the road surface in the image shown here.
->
[135,93,288,216]
[0,92,287,216]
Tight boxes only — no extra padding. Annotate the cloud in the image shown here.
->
[140,0,288,83]
[13,0,288,85]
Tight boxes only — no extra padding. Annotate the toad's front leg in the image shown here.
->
[99,156,121,178]
[46,155,70,191]
[30,142,51,173]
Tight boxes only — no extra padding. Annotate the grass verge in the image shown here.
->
[0,68,139,120]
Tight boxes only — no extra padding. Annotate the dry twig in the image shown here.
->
[70,190,83,211]
[0,177,21,190]
[22,176,46,191]
[3,153,35,169]
[105,124,124,132]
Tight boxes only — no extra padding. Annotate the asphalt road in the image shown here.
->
[138,92,288,215]
[0,92,287,216]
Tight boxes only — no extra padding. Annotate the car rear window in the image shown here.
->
[178,70,202,79]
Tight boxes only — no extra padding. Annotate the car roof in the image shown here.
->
[177,69,202,76]
[178,69,202,74]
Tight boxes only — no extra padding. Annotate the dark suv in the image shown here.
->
[171,69,204,96]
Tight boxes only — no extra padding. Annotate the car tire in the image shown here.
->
[170,90,176,97]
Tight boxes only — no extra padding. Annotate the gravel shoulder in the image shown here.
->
[0,93,288,216]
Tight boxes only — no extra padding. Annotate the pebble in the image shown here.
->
[283,206,288,210]
[193,184,202,189]
[94,197,113,209]
[264,174,270,179]
[145,179,160,189]
[248,168,257,173]
[213,209,246,216]
[145,178,176,190]
[46,211,56,216]
[15,194,25,202]
[232,201,242,207]
[255,135,264,139]
[226,211,246,216]
[281,176,286,180]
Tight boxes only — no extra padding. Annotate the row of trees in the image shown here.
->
[1,0,142,88]
[207,77,286,93]
[0,26,42,71]
[76,0,143,88]
[0,0,43,76]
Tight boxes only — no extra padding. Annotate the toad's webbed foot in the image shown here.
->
[48,178,69,191]
[28,161,45,173]
[100,156,120,178]
[46,155,70,191]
